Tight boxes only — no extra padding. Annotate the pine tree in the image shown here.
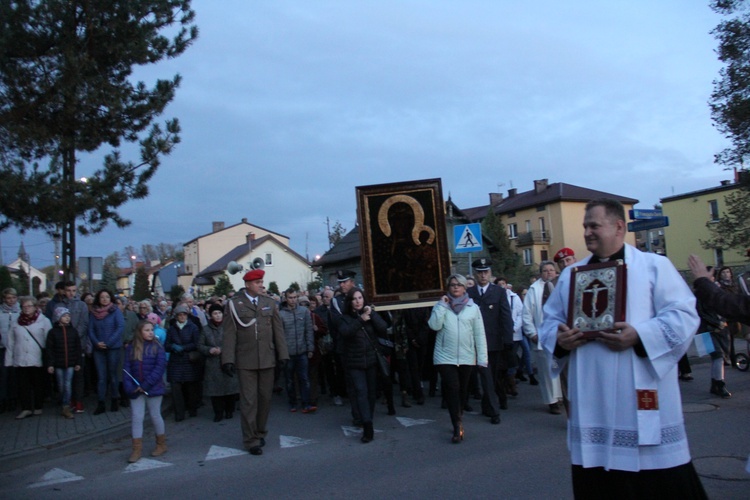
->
[133,266,150,301]
[267,281,280,296]
[0,266,13,291]
[98,253,121,293]
[481,208,529,285]
[0,1,198,277]
[212,274,234,298]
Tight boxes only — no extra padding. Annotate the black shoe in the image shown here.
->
[463,403,473,412]
[490,415,501,425]
[710,379,732,399]
[529,374,539,386]
[516,373,528,382]
[110,399,119,412]
[94,401,106,415]
[249,446,263,456]
[452,423,464,443]
[213,413,223,422]
[225,411,233,419]
[361,422,374,443]
[260,438,266,447]
[549,403,562,415]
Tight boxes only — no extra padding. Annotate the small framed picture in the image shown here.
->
[567,260,627,339]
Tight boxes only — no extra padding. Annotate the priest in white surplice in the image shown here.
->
[540,198,707,499]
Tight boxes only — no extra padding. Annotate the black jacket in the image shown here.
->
[45,324,83,369]
[467,284,514,350]
[338,310,388,370]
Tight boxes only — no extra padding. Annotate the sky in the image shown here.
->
[0,0,733,272]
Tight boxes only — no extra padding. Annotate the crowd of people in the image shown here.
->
[0,197,746,498]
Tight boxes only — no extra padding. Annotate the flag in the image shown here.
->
[693,332,715,357]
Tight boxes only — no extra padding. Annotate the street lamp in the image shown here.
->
[130,255,137,295]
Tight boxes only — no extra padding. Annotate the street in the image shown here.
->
[0,358,748,499]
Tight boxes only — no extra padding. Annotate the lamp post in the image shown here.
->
[130,255,137,295]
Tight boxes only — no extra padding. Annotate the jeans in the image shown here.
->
[55,367,75,406]
[285,353,311,406]
[93,348,121,401]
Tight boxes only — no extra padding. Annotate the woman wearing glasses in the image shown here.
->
[428,274,487,443]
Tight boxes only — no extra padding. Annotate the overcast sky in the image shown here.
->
[0,1,732,271]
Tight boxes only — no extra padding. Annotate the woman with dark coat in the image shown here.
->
[337,288,388,443]
[199,303,239,421]
[166,304,202,421]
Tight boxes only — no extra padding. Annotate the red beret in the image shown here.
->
[242,269,265,282]
[554,247,575,263]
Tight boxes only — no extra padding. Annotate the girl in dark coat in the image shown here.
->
[166,304,201,421]
[123,320,167,463]
[45,307,82,419]
[337,288,388,443]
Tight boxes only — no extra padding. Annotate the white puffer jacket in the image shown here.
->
[429,299,488,367]
[5,314,52,367]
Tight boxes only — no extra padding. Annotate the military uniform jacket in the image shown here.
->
[222,292,289,370]
[467,284,514,351]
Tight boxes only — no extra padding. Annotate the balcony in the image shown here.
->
[515,230,550,246]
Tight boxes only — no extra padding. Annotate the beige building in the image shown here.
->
[460,179,638,268]
[662,177,746,272]
[180,219,291,292]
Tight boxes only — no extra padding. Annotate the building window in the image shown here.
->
[539,217,547,239]
[507,211,516,218]
[523,248,533,266]
[715,248,724,267]
[525,220,532,233]
[508,223,518,239]
[536,205,546,212]
[265,253,273,266]
[540,250,548,262]
[709,200,719,221]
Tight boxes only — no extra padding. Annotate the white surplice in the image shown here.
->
[540,244,699,472]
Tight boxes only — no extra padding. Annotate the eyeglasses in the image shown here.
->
[448,283,464,288]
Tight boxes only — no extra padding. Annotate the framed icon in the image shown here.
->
[567,260,627,339]
[356,178,450,308]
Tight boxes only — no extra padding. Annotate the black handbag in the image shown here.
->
[362,327,389,378]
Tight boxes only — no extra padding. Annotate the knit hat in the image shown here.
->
[146,313,161,325]
[208,303,224,315]
[173,304,190,315]
[53,307,71,323]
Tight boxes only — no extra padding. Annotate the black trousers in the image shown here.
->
[571,462,707,500]
[438,364,473,429]
[17,366,45,411]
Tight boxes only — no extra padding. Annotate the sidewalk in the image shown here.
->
[0,391,172,473]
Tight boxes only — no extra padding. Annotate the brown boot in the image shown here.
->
[61,406,74,419]
[128,438,143,463]
[152,434,168,457]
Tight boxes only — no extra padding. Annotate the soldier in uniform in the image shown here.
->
[221,269,289,456]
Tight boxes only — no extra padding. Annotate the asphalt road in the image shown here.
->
[1,358,748,499]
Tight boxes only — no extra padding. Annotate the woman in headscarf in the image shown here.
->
[199,303,238,421]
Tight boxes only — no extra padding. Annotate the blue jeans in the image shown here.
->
[285,354,311,406]
[93,348,121,401]
[55,367,75,406]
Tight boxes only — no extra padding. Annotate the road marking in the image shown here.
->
[396,417,435,427]
[341,426,382,437]
[280,435,316,448]
[28,468,83,489]
[124,458,173,473]
[205,445,247,461]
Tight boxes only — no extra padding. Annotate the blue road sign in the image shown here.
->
[629,209,663,220]
[627,216,669,232]
[454,224,482,253]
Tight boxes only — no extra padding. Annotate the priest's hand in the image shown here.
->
[556,323,587,351]
[598,322,639,352]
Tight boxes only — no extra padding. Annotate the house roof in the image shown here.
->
[183,220,289,246]
[314,226,361,266]
[194,235,310,285]
[461,182,638,221]
[661,181,740,203]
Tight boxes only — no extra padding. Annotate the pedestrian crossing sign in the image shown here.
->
[454,223,482,253]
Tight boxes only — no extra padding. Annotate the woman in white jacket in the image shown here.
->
[428,274,488,444]
[6,296,52,419]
